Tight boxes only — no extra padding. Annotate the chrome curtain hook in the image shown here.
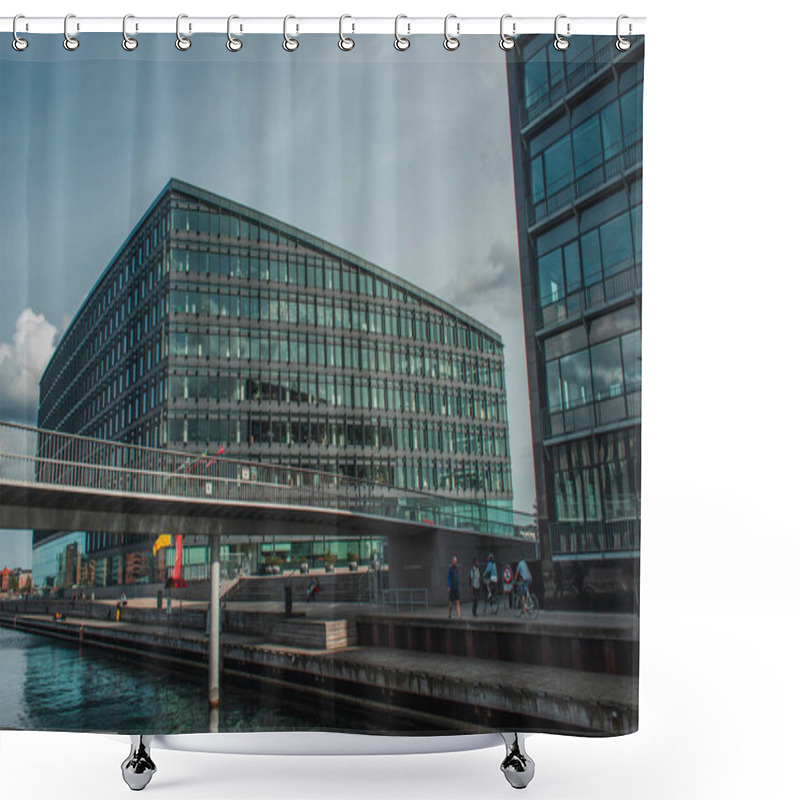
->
[63,13,79,51]
[339,14,355,51]
[499,14,516,51]
[616,14,632,51]
[176,14,191,51]
[12,14,29,52]
[394,15,410,51]
[227,15,243,51]
[554,14,570,51]
[122,15,138,51]
[283,15,299,51]
[443,14,460,51]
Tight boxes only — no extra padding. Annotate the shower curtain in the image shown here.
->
[0,29,643,738]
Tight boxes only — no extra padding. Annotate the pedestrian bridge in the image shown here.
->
[0,422,534,541]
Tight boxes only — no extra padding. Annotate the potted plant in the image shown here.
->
[264,556,282,575]
[347,551,359,571]
[324,552,336,573]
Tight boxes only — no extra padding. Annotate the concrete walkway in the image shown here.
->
[95,595,638,638]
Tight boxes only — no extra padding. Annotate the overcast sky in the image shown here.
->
[0,34,534,568]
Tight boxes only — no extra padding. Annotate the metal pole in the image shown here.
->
[209,533,221,709]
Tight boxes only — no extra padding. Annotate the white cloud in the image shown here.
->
[0,308,58,423]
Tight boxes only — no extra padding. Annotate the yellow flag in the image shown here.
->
[152,534,171,555]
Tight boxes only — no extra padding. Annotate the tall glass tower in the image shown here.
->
[507,36,643,606]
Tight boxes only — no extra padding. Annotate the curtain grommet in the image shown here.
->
[616,15,632,51]
[499,14,516,51]
[338,14,355,51]
[122,15,138,51]
[283,15,299,52]
[63,13,80,51]
[176,14,191,51]
[443,14,460,51]
[394,15,410,51]
[226,15,243,52]
[12,15,29,51]
[554,14,570,51]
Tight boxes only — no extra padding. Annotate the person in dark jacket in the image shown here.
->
[447,556,461,620]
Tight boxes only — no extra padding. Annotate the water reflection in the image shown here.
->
[0,628,424,734]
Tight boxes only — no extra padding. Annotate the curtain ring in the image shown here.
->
[553,14,570,51]
[394,15,410,51]
[227,15,243,52]
[176,14,191,51]
[339,14,355,51]
[63,13,79,51]
[499,14,515,51]
[443,14,460,51]
[122,15,138,51]
[12,15,29,52]
[616,15,632,51]
[283,15,299,51]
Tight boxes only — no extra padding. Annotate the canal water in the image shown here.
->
[0,627,425,734]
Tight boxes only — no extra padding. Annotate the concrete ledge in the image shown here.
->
[356,614,639,676]
[0,612,637,735]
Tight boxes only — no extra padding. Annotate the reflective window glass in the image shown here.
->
[621,331,642,391]
[580,230,602,285]
[590,338,624,400]
[600,214,633,274]
[538,249,563,305]
[544,135,573,194]
[600,101,623,157]
[559,350,591,408]
[572,116,602,177]
[547,361,562,412]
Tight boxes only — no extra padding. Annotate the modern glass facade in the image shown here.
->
[36,179,513,584]
[507,35,643,569]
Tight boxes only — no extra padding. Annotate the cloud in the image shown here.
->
[0,309,58,423]
[439,238,523,327]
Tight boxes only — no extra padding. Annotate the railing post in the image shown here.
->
[208,533,221,711]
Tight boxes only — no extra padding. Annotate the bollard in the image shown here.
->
[284,585,293,617]
[157,590,163,611]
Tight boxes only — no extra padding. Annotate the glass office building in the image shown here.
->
[506,36,643,597]
[36,179,513,586]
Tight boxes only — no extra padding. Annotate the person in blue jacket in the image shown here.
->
[482,553,499,602]
[446,556,461,620]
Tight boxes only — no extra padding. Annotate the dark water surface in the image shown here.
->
[0,627,423,734]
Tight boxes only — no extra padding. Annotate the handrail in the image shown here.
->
[526,135,642,226]
[548,518,640,559]
[541,387,641,440]
[0,421,536,538]
[535,260,642,332]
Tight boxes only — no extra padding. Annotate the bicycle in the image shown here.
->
[513,582,540,619]
[483,579,501,615]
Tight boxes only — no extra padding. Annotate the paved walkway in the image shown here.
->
[93,596,638,637]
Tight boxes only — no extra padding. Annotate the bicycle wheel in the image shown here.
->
[518,590,540,619]
[528,592,540,619]
[489,591,500,614]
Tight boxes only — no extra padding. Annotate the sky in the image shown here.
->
[0,34,535,569]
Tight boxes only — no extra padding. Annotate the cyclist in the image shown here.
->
[482,553,499,605]
[513,555,534,615]
[469,557,482,617]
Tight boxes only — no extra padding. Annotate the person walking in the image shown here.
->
[469,557,482,617]
[447,556,461,620]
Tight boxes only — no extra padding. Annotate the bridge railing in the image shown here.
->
[0,421,535,539]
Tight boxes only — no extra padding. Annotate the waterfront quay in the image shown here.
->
[0,594,637,735]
